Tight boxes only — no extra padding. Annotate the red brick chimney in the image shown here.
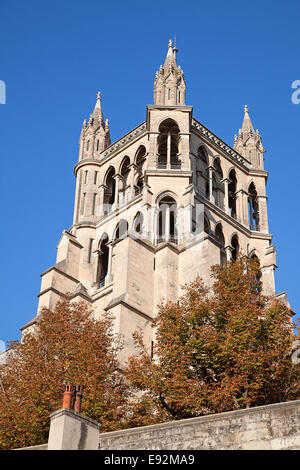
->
[62,384,74,409]
[74,384,84,413]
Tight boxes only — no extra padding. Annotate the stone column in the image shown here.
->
[143,204,151,240]
[179,133,190,169]
[249,196,254,230]
[106,241,113,285]
[92,249,100,284]
[167,131,171,169]
[221,178,230,214]
[113,174,121,208]
[236,189,249,226]
[98,184,106,218]
[165,204,170,241]
[129,164,137,199]
[208,166,213,202]
[224,245,233,261]
[153,209,158,244]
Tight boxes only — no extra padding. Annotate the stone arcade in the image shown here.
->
[21,40,287,361]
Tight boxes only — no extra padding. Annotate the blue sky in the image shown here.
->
[1,0,299,343]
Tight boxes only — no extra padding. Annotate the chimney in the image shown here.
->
[62,384,74,409]
[48,383,100,450]
[74,384,84,413]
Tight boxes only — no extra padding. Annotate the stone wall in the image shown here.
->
[99,400,300,450]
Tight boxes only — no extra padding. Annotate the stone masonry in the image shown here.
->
[21,40,290,361]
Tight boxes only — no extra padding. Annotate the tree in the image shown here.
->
[126,256,300,423]
[0,298,129,450]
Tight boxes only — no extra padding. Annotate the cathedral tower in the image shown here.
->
[21,41,288,360]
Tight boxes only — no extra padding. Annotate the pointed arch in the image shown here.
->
[212,158,224,208]
[197,145,208,165]
[97,233,109,287]
[103,166,116,212]
[228,169,237,219]
[158,195,178,244]
[119,156,130,203]
[231,233,239,261]
[114,219,129,241]
[248,182,260,231]
[157,119,181,169]
[135,145,146,165]
[249,252,262,283]
[155,189,178,205]
[133,211,144,234]
[215,223,226,265]
[134,146,146,195]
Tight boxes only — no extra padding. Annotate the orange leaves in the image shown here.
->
[125,256,300,422]
[0,298,130,449]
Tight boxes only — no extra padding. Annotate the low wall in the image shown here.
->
[99,400,300,450]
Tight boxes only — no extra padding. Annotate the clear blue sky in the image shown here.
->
[1,0,299,344]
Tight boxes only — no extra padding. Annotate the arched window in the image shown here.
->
[228,170,237,219]
[215,224,226,265]
[133,211,144,234]
[198,146,207,163]
[157,119,181,169]
[114,219,129,241]
[158,196,177,244]
[248,183,260,231]
[120,157,130,204]
[231,234,239,261]
[97,234,109,288]
[213,158,224,208]
[135,146,146,194]
[196,146,209,197]
[103,167,116,214]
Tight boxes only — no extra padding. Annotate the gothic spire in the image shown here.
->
[234,105,264,169]
[153,40,185,106]
[241,105,255,134]
[163,39,178,72]
[91,91,105,129]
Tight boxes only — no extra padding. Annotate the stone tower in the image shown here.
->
[21,41,287,360]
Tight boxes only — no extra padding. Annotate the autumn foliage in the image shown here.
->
[0,299,129,450]
[126,256,300,423]
[0,257,299,449]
